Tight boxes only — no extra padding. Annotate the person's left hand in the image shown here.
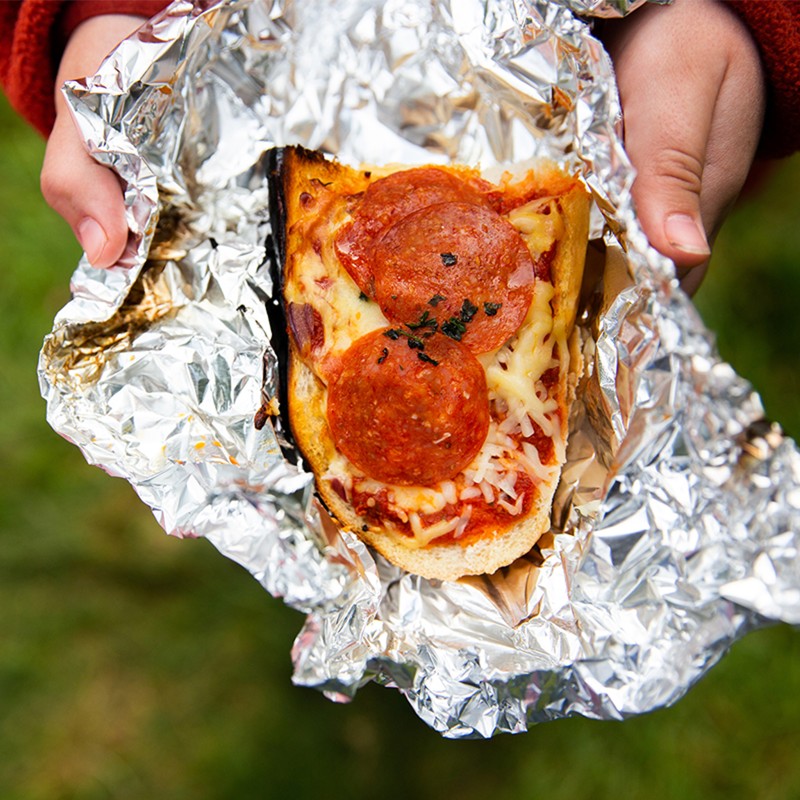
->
[598,0,766,293]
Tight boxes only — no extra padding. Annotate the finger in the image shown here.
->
[605,1,732,270]
[41,114,129,268]
[43,14,148,269]
[697,39,765,240]
[619,57,723,270]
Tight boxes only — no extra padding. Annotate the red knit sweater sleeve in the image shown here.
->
[725,0,800,158]
[0,0,168,137]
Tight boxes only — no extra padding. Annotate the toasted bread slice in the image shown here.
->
[270,146,590,581]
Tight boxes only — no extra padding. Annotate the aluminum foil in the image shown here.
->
[38,0,800,738]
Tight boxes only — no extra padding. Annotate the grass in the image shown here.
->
[1,89,799,800]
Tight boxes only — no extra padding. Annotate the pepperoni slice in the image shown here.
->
[335,167,491,295]
[326,328,489,486]
[371,202,535,352]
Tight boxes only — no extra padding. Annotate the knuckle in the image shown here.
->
[39,167,57,204]
[648,146,704,197]
[39,163,71,212]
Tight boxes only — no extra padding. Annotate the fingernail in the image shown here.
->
[664,213,711,256]
[77,217,108,266]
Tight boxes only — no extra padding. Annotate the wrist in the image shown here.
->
[56,15,148,88]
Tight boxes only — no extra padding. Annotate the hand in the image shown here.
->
[40,15,146,269]
[598,0,766,293]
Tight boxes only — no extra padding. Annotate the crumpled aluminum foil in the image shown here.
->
[38,0,800,738]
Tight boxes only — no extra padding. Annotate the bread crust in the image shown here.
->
[274,146,590,581]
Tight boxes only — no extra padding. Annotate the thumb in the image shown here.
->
[618,63,718,270]
[41,112,129,269]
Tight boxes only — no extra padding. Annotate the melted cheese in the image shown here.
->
[286,240,386,360]
[507,198,565,257]
[481,282,556,406]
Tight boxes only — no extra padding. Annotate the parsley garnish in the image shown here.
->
[441,317,466,341]
[384,328,425,349]
[417,352,439,366]
[483,301,502,316]
[377,347,389,364]
[440,252,458,267]
[428,294,446,307]
[459,299,478,323]
[440,299,478,340]
[407,310,438,332]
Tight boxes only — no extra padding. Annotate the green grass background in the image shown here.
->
[2,90,799,800]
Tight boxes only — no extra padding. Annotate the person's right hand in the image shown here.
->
[41,14,146,269]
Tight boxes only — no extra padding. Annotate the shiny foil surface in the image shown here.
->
[38,0,800,737]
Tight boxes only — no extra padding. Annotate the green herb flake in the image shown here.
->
[459,299,478,323]
[407,310,438,332]
[483,301,502,316]
[377,347,389,364]
[385,327,425,349]
[441,317,466,341]
[428,294,446,307]
[440,252,458,267]
[417,352,439,366]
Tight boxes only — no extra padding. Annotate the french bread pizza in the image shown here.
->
[269,145,590,581]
